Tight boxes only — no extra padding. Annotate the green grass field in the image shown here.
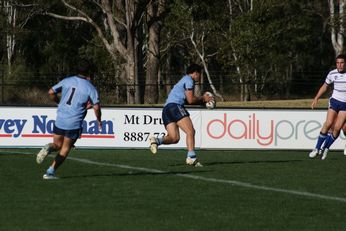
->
[1,148,346,231]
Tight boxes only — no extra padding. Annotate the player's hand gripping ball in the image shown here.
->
[204,91,216,109]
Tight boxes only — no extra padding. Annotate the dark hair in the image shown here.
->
[76,59,93,76]
[186,63,202,74]
[336,54,346,60]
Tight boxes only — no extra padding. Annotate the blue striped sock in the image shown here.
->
[187,151,196,159]
[322,134,336,150]
[157,137,164,145]
[316,133,327,149]
[46,166,55,175]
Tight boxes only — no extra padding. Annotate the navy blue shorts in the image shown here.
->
[53,125,82,140]
[329,97,346,112]
[162,103,190,127]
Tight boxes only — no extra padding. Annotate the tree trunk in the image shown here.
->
[329,0,345,55]
[46,0,146,104]
[190,31,223,101]
[4,1,16,75]
[136,23,145,104]
[145,23,160,103]
[145,0,165,104]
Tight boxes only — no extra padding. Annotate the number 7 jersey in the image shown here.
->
[52,76,100,130]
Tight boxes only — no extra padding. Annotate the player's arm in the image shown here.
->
[185,90,212,105]
[311,83,328,109]
[86,100,93,109]
[48,88,60,105]
[93,103,102,130]
[185,89,202,105]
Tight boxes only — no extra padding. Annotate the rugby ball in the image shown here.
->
[204,92,216,109]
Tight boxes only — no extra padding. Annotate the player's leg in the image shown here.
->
[163,122,180,144]
[52,136,75,169]
[43,128,80,179]
[36,124,65,164]
[177,116,202,167]
[50,134,64,151]
[342,122,346,155]
[321,111,346,160]
[36,133,64,164]
[149,103,182,154]
[177,116,195,151]
[149,122,180,154]
[43,137,76,179]
[309,108,337,158]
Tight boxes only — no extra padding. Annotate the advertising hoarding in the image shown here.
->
[0,107,343,150]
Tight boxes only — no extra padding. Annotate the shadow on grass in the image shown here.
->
[204,159,304,166]
[60,169,211,179]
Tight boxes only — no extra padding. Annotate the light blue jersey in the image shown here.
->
[52,76,100,130]
[165,75,194,106]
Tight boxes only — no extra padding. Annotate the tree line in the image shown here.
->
[0,0,344,105]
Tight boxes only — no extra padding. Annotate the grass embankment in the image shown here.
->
[216,98,329,109]
[142,98,329,109]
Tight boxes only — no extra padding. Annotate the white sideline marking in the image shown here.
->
[0,151,33,155]
[3,151,345,203]
[68,156,346,203]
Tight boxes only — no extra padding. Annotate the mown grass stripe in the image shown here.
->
[68,156,346,203]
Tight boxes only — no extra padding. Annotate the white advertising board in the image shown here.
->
[200,109,345,149]
[0,107,198,149]
[0,106,343,150]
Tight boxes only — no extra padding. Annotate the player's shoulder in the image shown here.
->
[182,74,192,80]
[81,78,98,92]
[65,75,78,79]
[327,69,339,76]
[73,75,94,86]
[61,75,78,83]
[180,75,193,83]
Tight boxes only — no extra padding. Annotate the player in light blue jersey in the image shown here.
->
[309,54,346,160]
[149,64,213,166]
[36,60,102,179]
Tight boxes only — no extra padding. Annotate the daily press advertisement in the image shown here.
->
[0,106,344,150]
